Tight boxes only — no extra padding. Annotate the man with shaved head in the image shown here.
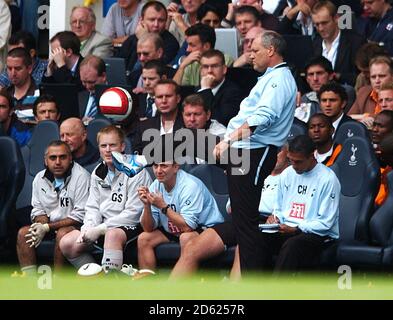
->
[60,117,99,167]
[233,26,264,67]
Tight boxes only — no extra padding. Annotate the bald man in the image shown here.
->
[60,118,99,167]
[233,26,264,68]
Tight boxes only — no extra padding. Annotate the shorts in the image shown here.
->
[95,224,143,248]
[211,221,237,248]
[157,226,205,242]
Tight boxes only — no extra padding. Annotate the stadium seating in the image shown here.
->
[189,164,229,220]
[15,121,60,226]
[334,121,370,146]
[86,117,112,150]
[336,170,393,268]
[323,136,380,267]
[86,117,133,153]
[0,137,25,241]
[288,118,308,141]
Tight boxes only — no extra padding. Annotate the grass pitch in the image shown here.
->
[1,266,393,300]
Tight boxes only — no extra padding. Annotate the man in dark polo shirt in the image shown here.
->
[0,88,32,147]
[5,47,38,122]
[60,117,99,167]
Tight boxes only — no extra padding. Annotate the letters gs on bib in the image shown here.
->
[112,193,123,202]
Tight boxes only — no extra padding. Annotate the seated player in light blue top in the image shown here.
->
[261,135,340,273]
[137,159,224,273]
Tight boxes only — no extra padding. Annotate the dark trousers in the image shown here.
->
[227,146,278,272]
[259,231,329,272]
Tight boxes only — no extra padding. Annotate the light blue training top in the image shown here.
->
[226,63,297,149]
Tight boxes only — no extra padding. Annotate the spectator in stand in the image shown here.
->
[311,0,365,86]
[70,6,113,59]
[127,33,168,88]
[42,31,84,90]
[60,117,100,167]
[197,49,243,126]
[308,113,342,166]
[32,94,60,123]
[78,55,107,124]
[0,31,48,88]
[101,0,144,47]
[278,0,317,36]
[117,1,180,74]
[133,79,184,154]
[6,47,38,121]
[222,1,278,32]
[295,57,355,124]
[0,0,11,73]
[0,88,32,147]
[173,23,233,87]
[167,0,206,46]
[362,0,393,56]
[354,42,388,93]
[137,60,168,121]
[349,55,393,127]
[379,83,393,112]
[233,6,262,41]
[233,26,264,68]
[318,81,356,138]
[182,93,226,137]
[197,3,223,29]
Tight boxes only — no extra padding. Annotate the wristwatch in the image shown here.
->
[161,204,170,215]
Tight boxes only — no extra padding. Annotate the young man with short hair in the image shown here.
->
[261,135,340,272]
[318,81,355,137]
[6,47,37,119]
[308,113,341,166]
[173,23,233,87]
[33,94,60,123]
[60,125,152,273]
[0,30,48,88]
[378,82,393,111]
[137,59,168,121]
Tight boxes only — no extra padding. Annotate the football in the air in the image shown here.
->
[99,87,133,122]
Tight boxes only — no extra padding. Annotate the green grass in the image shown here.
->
[1,267,393,300]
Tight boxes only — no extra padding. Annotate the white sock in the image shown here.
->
[101,249,123,272]
[68,253,95,269]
